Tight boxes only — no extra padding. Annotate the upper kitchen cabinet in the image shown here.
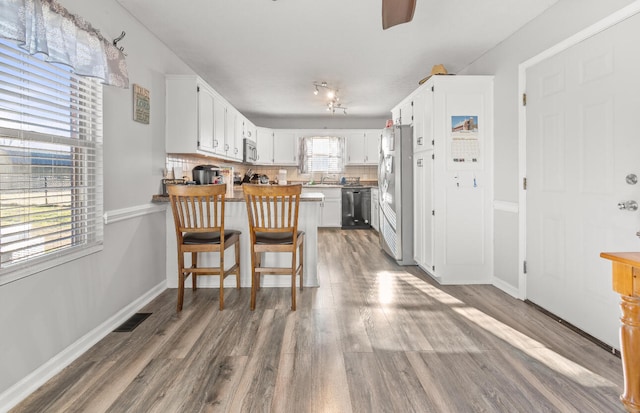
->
[166,75,217,154]
[166,75,240,161]
[255,127,274,165]
[391,94,414,126]
[346,129,380,165]
[412,87,433,153]
[272,130,298,165]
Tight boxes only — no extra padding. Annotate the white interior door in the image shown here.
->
[525,12,640,348]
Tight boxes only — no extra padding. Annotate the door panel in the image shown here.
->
[526,12,640,347]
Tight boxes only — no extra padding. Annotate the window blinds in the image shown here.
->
[299,136,345,174]
[0,39,103,276]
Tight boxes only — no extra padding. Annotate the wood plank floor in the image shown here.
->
[12,229,625,412]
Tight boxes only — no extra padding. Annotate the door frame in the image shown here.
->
[517,1,640,299]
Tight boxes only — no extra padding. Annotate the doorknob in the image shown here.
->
[618,200,638,211]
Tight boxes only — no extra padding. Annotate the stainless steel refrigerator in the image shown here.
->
[378,125,414,265]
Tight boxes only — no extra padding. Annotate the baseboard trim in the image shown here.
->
[491,276,521,299]
[525,299,621,357]
[0,282,166,413]
[493,200,519,214]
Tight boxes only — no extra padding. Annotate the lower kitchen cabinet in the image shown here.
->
[302,187,341,228]
[371,188,379,232]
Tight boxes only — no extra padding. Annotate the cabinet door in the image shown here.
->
[256,127,274,164]
[322,199,342,227]
[321,188,342,227]
[346,131,365,164]
[399,98,413,125]
[233,113,245,160]
[197,86,216,153]
[371,188,379,231]
[212,95,226,155]
[224,107,236,159]
[363,130,380,165]
[413,151,434,271]
[273,130,297,165]
[412,88,425,152]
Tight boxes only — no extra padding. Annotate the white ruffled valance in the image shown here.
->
[0,0,129,88]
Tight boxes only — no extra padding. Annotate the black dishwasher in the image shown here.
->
[341,187,371,229]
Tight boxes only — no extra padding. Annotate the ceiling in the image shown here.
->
[116,0,560,122]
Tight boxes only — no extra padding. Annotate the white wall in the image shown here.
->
[2,0,638,407]
[250,115,387,130]
[458,0,636,293]
[0,0,197,405]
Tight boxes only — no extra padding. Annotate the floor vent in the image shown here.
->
[113,313,152,333]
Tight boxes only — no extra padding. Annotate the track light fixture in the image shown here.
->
[312,81,348,115]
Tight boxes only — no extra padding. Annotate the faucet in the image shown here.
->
[321,175,330,184]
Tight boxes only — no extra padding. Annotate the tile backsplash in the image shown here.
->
[166,154,377,183]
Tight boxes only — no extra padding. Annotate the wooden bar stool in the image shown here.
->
[243,184,304,310]
[168,184,240,311]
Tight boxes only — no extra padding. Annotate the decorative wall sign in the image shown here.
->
[133,84,150,124]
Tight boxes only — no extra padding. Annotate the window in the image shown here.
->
[0,39,103,281]
[298,136,345,173]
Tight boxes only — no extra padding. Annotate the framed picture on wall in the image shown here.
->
[133,84,150,124]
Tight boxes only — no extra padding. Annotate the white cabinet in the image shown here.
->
[255,127,274,164]
[413,151,433,270]
[346,129,380,165]
[273,130,298,165]
[320,187,342,228]
[212,94,226,156]
[166,75,217,155]
[302,187,342,228]
[371,188,379,232]
[166,75,243,162]
[409,76,494,284]
[392,95,414,125]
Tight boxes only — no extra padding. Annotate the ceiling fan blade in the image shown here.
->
[382,0,416,30]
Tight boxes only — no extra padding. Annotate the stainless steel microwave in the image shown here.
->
[243,138,257,163]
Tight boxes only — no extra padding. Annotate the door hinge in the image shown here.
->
[523,260,527,274]
[431,153,435,160]
[197,86,200,92]
[431,139,434,146]
[432,265,435,271]
[431,86,434,92]
[432,210,435,216]
[522,93,527,106]
[523,177,527,190]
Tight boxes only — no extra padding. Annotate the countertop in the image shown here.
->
[152,186,324,203]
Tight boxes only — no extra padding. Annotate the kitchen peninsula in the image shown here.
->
[153,187,324,289]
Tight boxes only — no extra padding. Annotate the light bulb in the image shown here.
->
[314,88,318,95]
[327,90,334,99]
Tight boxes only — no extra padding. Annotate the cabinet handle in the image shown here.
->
[417,158,423,167]
[224,144,229,151]
[417,137,423,145]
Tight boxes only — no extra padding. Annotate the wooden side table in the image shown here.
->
[601,252,640,413]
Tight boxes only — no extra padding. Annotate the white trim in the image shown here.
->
[492,276,522,299]
[103,203,167,225]
[517,0,640,300]
[493,200,519,214]
[0,282,166,413]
